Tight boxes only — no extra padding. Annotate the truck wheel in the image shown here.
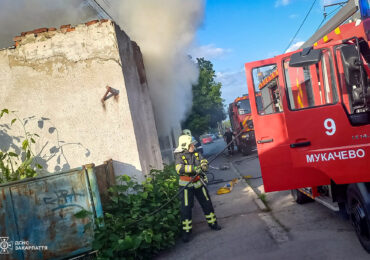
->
[338,202,349,220]
[347,185,370,253]
[291,189,314,204]
[241,146,249,156]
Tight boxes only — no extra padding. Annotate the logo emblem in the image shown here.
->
[0,237,12,254]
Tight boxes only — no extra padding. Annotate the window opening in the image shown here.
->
[252,65,283,115]
[284,49,338,110]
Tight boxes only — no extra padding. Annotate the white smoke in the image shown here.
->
[0,0,204,137]
[0,0,96,48]
[108,0,203,135]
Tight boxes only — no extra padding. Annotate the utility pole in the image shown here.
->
[301,0,359,48]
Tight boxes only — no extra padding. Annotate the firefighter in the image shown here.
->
[223,128,235,155]
[182,129,192,136]
[175,134,221,243]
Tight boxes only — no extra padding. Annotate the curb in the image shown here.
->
[229,161,268,211]
[230,159,289,244]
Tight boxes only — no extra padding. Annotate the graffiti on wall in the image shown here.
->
[43,188,85,211]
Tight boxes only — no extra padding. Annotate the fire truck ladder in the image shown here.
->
[301,0,359,48]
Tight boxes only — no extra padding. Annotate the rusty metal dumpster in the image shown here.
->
[0,164,103,260]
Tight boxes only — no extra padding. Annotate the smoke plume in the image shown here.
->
[0,0,96,48]
[108,0,203,135]
[0,0,204,136]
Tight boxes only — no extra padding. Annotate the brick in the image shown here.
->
[15,42,19,47]
[86,20,99,26]
[100,19,109,23]
[21,31,33,36]
[48,28,57,32]
[66,27,75,32]
[33,28,48,34]
[60,24,71,29]
[13,36,22,42]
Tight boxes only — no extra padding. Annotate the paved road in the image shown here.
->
[202,138,227,157]
[157,140,370,259]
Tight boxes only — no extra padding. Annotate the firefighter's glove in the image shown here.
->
[194,166,202,175]
[200,159,209,172]
[201,173,208,184]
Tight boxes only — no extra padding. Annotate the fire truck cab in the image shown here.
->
[228,95,257,155]
[245,18,370,251]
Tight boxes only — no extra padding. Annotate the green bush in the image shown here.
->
[93,165,181,260]
[0,109,42,183]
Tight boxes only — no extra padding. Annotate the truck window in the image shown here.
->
[237,99,251,115]
[256,94,263,112]
[228,103,236,128]
[252,64,283,115]
[283,49,338,110]
[336,42,370,115]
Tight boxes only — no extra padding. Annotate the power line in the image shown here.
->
[87,0,114,20]
[315,5,342,33]
[284,0,318,53]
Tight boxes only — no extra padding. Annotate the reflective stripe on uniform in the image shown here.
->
[193,180,203,189]
[181,155,188,164]
[179,179,193,187]
[194,153,199,160]
[182,219,192,232]
[205,212,216,224]
[184,165,192,173]
[184,189,188,206]
[202,186,209,201]
[175,164,182,174]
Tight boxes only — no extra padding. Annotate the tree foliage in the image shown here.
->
[182,58,226,137]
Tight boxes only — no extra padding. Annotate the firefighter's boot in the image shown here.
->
[209,222,222,231]
[182,231,191,243]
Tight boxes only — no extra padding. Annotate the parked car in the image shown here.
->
[201,134,213,145]
[192,136,203,154]
[210,134,218,140]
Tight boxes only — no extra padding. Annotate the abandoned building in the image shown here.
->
[0,20,169,179]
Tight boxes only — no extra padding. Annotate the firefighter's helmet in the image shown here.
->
[182,129,192,136]
[177,135,195,151]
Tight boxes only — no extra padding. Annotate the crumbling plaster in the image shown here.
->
[0,20,163,179]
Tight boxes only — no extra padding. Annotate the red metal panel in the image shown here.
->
[245,58,292,192]
[246,48,370,192]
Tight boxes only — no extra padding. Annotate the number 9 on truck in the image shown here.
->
[324,118,336,136]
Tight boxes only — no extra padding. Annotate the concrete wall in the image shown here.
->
[159,124,182,164]
[0,20,162,180]
[114,25,163,175]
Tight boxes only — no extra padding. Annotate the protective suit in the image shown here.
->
[175,134,221,242]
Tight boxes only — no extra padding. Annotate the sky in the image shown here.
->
[190,0,344,106]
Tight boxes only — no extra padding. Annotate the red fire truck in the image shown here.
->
[245,11,370,251]
[228,95,257,155]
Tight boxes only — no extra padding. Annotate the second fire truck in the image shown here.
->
[228,95,257,155]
